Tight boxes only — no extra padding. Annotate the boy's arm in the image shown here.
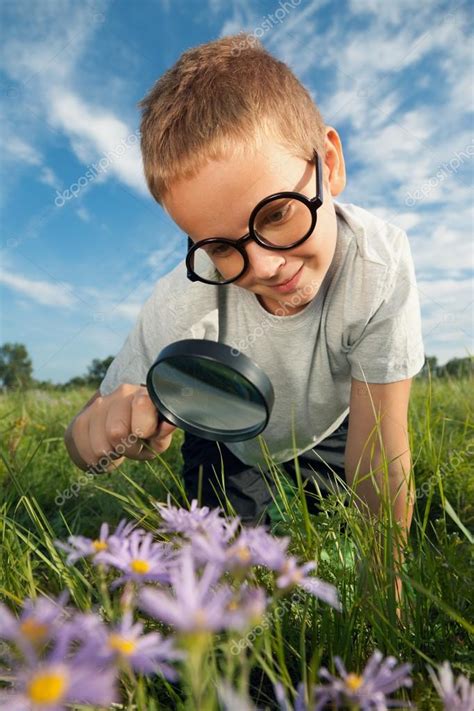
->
[344,377,414,584]
[345,376,414,525]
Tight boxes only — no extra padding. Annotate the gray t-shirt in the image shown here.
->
[100,201,425,467]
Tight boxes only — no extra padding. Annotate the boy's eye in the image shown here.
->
[258,201,292,227]
[208,243,233,256]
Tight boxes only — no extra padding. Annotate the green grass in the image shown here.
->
[0,374,473,709]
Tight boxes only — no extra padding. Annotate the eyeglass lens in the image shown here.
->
[190,196,313,284]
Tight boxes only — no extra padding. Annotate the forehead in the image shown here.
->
[162,140,311,240]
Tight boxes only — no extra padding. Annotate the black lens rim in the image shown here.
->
[186,238,249,285]
[250,194,316,248]
[146,338,275,442]
[186,196,316,285]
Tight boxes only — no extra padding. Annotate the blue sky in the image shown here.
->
[0,0,472,384]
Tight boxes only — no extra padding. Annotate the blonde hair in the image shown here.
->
[138,33,327,205]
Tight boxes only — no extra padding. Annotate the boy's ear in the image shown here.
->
[323,126,346,197]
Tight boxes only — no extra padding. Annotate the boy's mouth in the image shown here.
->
[269,265,304,293]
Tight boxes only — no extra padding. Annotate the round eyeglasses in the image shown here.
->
[185,151,323,285]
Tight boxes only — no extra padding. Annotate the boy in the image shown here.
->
[65,34,425,542]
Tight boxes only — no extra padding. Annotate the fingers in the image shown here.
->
[130,388,159,439]
[128,388,177,459]
[155,420,178,438]
[122,437,158,461]
[68,384,178,471]
[142,431,175,456]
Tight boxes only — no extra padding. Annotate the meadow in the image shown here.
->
[0,373,472,710]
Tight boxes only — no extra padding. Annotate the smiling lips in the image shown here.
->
[269,266,303,293]
[274,268,301,286]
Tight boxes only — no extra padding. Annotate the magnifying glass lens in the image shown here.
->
[150,356,267,434]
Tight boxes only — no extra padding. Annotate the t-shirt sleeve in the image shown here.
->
[98,262,221,397]
[99,289,160,396]
[347,230,425,383]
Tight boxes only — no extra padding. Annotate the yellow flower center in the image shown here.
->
[226,599,239,611]
[228,543,251,563]
[237,545,251,562]
[130,559,150,574]
[108,634,136,656]
[20,617,49,642]
[345,673,363,691]
[193,608,208,627]
[92,540,108,552]
[27,670,67,704]
[280,561,303,583]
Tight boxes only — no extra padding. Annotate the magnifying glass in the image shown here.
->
[145,339,275,442]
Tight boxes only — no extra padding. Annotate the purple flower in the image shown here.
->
[98,530,174,588]
[216,681,258,710]
[191,524,290,571]
[230,526,290,569]
[314,650,412,710]
[187,519,340,611]
[139,546,239,633]
[0,630,118,710]
[227,527,290,569]
[0,593,69,658]
[217,680,308,711]
[55,519,141,565]
[71,611,184,681]
[428,661,474,711]
[155,495,239,542]
[276,557,341,611]
[273,681,308,711]
[223,584,268,632]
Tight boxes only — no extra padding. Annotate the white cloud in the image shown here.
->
[0,0,147,201]
[417,276,473,358]
[1,135,42,166]
[408,223,474,278]
[39,166,61,190]
[0,270,78,308]
[111,302,143,320]
[1,1,107,85]
[47,89,147,196]
[348,0,422,25]
[146,237,184,271]
[367,209,423,234]
[75,206,90,222]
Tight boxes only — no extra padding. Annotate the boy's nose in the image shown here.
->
[245,241,287,282]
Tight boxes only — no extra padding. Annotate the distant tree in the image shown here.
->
[0,342,33,390]
[62,376,88,390]
[437,356,473,379]
[60,356,114,390]
[34,379,55,390]
[86,356,115,387]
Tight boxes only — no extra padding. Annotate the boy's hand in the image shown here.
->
[65,384,177,472]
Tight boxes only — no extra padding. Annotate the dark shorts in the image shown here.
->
[180,415,349,526]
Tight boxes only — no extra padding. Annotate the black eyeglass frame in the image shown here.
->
[185,150,323,285]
